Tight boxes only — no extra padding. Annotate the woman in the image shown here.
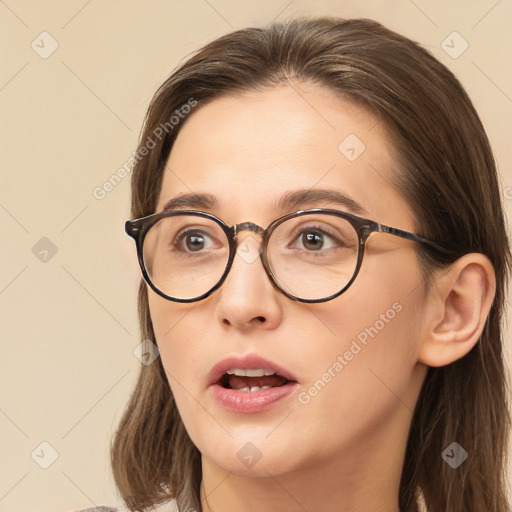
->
[108,17,511,512]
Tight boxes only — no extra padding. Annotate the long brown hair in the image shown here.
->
[110,17,511,512]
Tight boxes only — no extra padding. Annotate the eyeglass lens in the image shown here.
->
[142,213,359,301]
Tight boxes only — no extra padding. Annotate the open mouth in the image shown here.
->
[218,369,290,392]
[209,359,298,412]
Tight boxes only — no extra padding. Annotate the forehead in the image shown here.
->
[158,84,413,228]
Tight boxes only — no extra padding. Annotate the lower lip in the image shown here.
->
[209,382,298,413]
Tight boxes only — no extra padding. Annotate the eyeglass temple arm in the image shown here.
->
[376,223,455,254]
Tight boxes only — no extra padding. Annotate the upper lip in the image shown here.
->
[207,353,298,387]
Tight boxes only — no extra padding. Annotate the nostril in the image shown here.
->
[222,316,265,326]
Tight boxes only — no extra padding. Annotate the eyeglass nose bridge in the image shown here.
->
[230,221,268,263]
[225,220,286,300]
[232,222,265,238]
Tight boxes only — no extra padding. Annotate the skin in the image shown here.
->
[147,83,495,512]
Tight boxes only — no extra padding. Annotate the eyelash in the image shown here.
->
[170,223,344,254]
[289,224,343,251]
[172,228,216,252]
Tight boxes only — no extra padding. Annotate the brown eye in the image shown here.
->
[301,231,325,251]
[173,229,216,253]
[184,232,206,251]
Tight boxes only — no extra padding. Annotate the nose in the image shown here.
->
[214,232,283,331]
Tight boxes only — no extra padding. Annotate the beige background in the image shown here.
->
[0,1,510,511]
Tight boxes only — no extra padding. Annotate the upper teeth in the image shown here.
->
[226,368,277,377]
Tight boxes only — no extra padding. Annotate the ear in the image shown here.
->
[417,253,496,367]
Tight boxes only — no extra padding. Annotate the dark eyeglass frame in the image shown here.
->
[125,208,452,304]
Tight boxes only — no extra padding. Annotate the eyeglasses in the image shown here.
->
[125,208,450,304]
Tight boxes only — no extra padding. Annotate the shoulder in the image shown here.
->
[72,500,179,512]
[73,508,118,512]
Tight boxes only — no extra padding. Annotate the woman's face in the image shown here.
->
[149,84,429,478]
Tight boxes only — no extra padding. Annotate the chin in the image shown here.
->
[198,434,311,478]
[209,453,299,478]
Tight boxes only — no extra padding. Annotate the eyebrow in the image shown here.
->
[162,193,217,212]
[161,189,366,215]
[275,189,366,215]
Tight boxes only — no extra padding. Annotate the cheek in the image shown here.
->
[312,246,424,347]
[296,250,425,436]
[147,292,197,384]
[147,295,226,453]
[290,303,423,460]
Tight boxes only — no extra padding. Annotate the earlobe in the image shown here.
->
[417,253,496,368]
